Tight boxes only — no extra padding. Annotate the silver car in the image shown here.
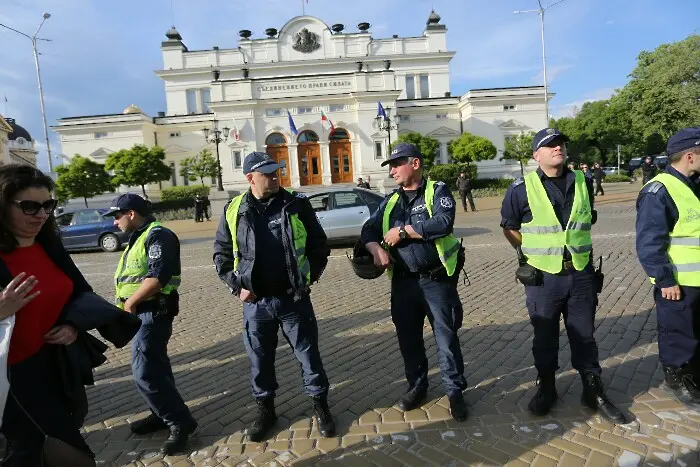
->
[305,188,384,243]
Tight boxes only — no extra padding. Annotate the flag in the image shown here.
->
[230,116,240,141]
[320,110,335,132]
[287,110,298,135]
[378,101,387,120]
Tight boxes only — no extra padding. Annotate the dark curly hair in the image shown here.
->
[0,164,60,252]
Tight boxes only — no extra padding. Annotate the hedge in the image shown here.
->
[602,174,631,183]
[160,185,210,202]
[428,163,515,192]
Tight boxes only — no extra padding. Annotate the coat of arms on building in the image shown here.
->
[292,28,321,53]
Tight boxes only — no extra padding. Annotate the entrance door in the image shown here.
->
[298,144,322,186]
[330,141,353,183]
[266,145,291,187]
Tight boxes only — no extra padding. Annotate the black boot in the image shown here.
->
[448,392,468,422]
[312,395,336,438]
[581,373,626,423]
[247,397,277,442]
[397,386,428,411]
[528,373,557,416]
[130,413,167,434]
[662,365,700,409]
[160,418,198,456]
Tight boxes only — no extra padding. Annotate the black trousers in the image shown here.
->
[459,190,476,211]
[2,345,93,467]
[595,180,604,196]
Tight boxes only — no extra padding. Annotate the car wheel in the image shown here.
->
[100,233,120,252]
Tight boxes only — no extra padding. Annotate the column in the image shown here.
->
[288,143,301,188]
[353,140,363,179]
[320,141,332,185]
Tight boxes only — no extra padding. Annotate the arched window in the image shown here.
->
[297,130,319,143]
[265,133,286,145]
[329,128,349,141]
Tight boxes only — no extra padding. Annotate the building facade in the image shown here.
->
[1,116,38,167]
[54,12,550,194]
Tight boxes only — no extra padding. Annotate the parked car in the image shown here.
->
[56,208,129,252]
[627,157,643,176]
[305,188,384,243]
[602,167,619,175]
[652,155,668,170]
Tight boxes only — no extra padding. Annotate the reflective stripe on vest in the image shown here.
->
[521,170,593,274]
[225,191,311,286]
[645,173,700,287]
[382,180,460,278]
[114,221,181,307]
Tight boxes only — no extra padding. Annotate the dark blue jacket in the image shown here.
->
[213,189,330,298]
[360,178,456,273]
[635,166,700,288]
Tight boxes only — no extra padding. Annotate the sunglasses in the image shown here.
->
[13,199,58,216]
[542,139,566,148]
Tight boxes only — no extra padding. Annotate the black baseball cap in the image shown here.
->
[381,142,422,167]
[103,193,151,217]
[243,151,283,175]
[667,127,700,155]
[533,128,569,151]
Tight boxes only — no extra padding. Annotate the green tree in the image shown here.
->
[180,149,218,185]
[389,132,440,171]
[55,155,114,207]
[447,132,497,170]
[105,145,172,198]
[502,132,535,176]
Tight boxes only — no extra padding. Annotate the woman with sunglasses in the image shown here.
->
[0,164,95,466]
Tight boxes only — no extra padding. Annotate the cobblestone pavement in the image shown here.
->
[62,187,699,466]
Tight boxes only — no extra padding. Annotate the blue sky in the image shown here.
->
[2,0,697,172]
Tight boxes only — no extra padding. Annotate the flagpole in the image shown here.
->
[302,0,305,15]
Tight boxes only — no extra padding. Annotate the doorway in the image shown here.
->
[265,132,290,187]
[329,128,353,183]
[297,130,322,186]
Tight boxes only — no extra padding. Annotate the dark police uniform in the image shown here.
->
[500,127,624,422]
[635,128,700,408]
[213,151,334,441]
[361,178,468,402]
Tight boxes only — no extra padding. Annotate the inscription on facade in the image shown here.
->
[257,80,352,94]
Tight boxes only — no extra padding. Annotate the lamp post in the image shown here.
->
[514,0,567,124]
[0,13,54,173]
[375,107,399,154]
[202,119,230,191]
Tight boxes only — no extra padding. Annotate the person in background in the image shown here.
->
[455,171,477,212]
[642,156,658,184]
[194,195,203,223]
[357,177,370,189]
[581,164,593,180]
[202,195,212,221]
[593,163,606,196]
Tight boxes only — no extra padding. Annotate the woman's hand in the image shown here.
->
[0,272,40,320]
[44,324,79,345]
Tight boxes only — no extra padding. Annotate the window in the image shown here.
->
[405,75,415,99]
[169,131,181,138]
[94,132,108,139]
[186,89,197,114]
[436,114,448,120]
[265,133,286,145]
[170,162,177,186]
[374,141,383,161]
[265,108,283,117]
[57,213,74,227]
[201,88,211,113]
[503,104,516,111]
[297,131,319,143]
[308,195,329,213]
[419,74,429,98]
[74,210,102,225]
[298,107,313,114]
[333,192,364,209]
[232,150,242,169]
[399,115,410,122]
[329,128,349,140]
[329,104,346,112]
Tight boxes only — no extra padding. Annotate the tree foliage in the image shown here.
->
[447,132,497,167]
[390,132,440,171]
[105,145,172,198]
[179,149,218,186]
[55,155,114,207]
[502,132,535,175]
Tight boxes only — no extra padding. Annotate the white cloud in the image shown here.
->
[550,87,617,119]
[531,64,574,85]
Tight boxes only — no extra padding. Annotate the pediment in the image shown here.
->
[426,126,459,137]
[498,119,531,130]
[89,147,114,159]
[162,144,191,154]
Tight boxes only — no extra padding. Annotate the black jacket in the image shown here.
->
[213,189,330,298]
[455,176,472,192]
[1,238,141,427]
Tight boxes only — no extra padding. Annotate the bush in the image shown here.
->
[603,174,631,183]
[160,185,210,202]
[428,164,477,187]
[471,178,514,190]
[156,208,195,222]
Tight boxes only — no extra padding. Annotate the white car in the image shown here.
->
[304,188,384,243]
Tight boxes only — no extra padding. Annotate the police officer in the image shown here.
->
[635,127,700,408]
[456,171,477,213]
[500,128,624,423]
[213,152,335,442]
[105,193,197,455]
[361,142,468,421]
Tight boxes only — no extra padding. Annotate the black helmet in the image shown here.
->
[348,240,385,280]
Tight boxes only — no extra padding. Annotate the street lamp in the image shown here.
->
[0,13,54,173]
[375,107,399,154]
[514,0,567,124]
[202,119,230,191]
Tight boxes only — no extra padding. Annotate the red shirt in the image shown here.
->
[1,243,74,364]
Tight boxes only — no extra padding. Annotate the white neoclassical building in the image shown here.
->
[0,115,38,167]
[54,12,550,194]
